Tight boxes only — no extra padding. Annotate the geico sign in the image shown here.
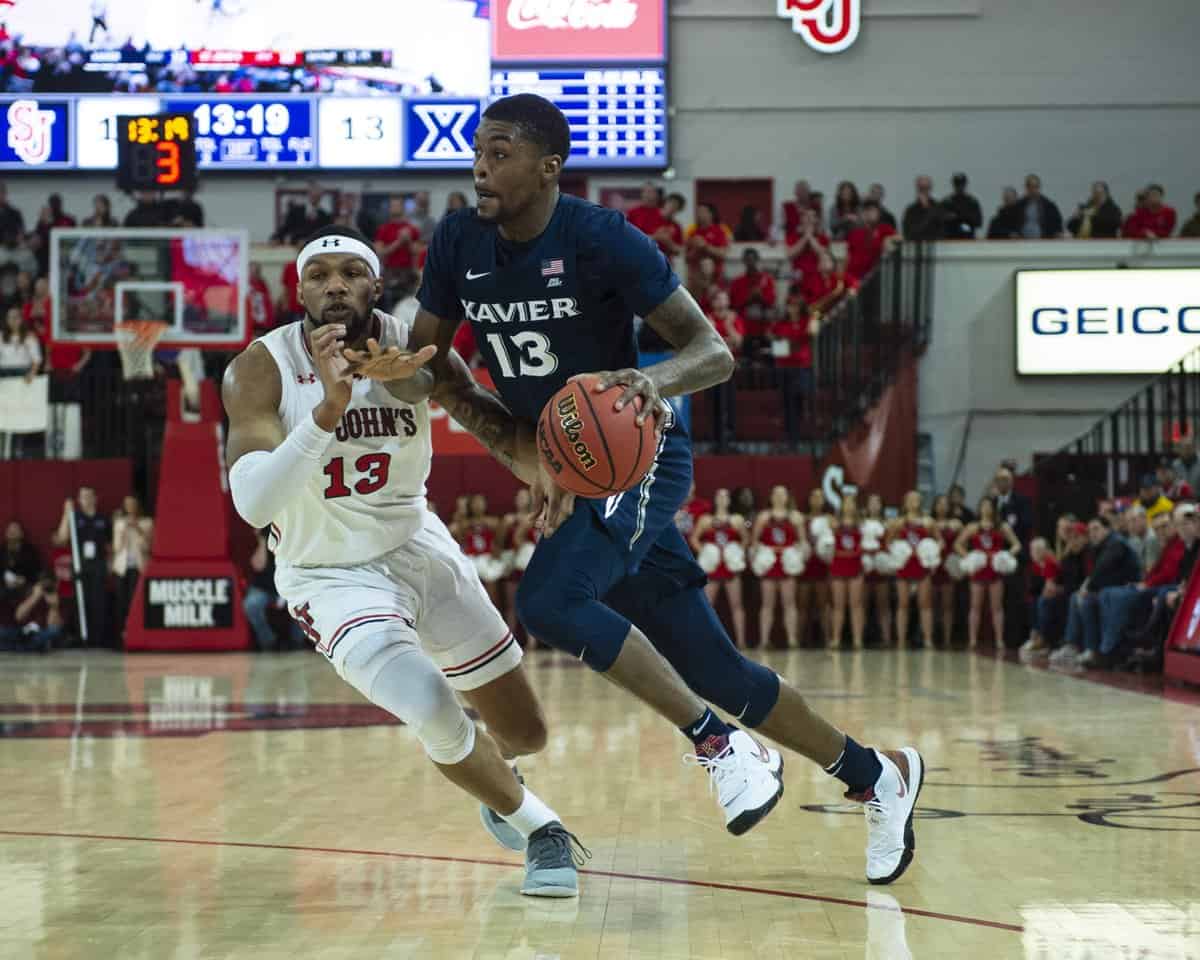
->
[777,0,862,54]
[1016,269,1200,375]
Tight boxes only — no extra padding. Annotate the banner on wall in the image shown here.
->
[0,375,49,433]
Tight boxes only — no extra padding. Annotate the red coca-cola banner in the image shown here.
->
[492,0,666,63]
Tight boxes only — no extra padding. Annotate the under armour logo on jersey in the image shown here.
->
[410,102,478,161]
[296,372,318,384]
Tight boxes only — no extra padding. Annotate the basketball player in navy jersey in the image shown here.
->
[356,94,926,883]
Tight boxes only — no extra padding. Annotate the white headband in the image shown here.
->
[297,235,381,278]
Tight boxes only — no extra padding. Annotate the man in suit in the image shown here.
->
[993,465,1034,646]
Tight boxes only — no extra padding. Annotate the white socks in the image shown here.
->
[500,787,559,839]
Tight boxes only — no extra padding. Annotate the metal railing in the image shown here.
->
[1032,345,1200,533]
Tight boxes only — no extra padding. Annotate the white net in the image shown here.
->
[114,320,168,381]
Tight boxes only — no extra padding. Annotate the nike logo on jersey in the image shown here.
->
[461,297,581,324]
[465,269,491,280]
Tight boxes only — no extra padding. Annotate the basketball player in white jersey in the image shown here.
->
[221,225,587,897]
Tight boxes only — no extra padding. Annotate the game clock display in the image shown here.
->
[117,113,198,191]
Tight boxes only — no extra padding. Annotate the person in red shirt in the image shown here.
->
[785,208,830,290]
[654,193,686,259]
[246,262,276,337]
[277,247,303,323]
[781,179,822,236]
[1157,461,1194,501]
[799,251,856,320]
[728,248,777,344]
[691,255,729,314]
[625,182,665,237]
[845,200,899,283]
[771,294,818,446]
[373,197,420,273]
[684,202,732,288]
[706,289,745,357]
[1122,184,1177,238]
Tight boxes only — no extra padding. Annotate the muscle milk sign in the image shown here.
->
[144,577,234,629]
[1016,269,1200,375]
[492,0,665,62]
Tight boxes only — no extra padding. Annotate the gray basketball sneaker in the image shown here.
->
[480,767,528,851]
[521,821,590,898]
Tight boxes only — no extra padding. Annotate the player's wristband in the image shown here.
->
[229,414,335,529]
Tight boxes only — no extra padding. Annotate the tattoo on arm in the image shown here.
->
[642,287,735,398]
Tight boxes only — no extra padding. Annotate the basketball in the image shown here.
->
[536,375,658,497]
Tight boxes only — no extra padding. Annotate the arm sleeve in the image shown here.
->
[608,215,681,318]
[228,414,334,529]
[416,215,463,323]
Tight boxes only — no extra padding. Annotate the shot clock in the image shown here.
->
[117,113,198,191]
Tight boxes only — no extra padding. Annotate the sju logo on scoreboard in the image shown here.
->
[406,101,480,164]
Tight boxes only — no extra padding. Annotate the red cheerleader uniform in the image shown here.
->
[462,522,495,558]
[700,518,739,581]
[829,525,864,579]
[970,527,1004,584]
[801,516,831,581]
[932,525,958,586]
[759,515,798,580]
[895,522,932,581]
[507,525,538,582]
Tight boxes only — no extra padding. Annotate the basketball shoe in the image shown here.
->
[846,747,924,885]
[685,729,784,836]
[521,821,590,898]
[480,767,528,851]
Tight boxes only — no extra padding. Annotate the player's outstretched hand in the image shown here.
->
[531,460,576,539]
[579,369,669,437]
[343,339,437,382]
[310,323,354,414]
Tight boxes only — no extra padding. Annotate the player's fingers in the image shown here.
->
[405,344,438,367]
[613,382,642,413]
[365,337,382,357]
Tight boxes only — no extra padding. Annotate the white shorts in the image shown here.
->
[274,512,521,691]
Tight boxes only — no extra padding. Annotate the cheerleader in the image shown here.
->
[751,484,805,648]
[799,486,834,647]
[690,488,749,649]
[888,490,938,648]
[861,493,892,648]
[458,493,501,606]
[498,488,537,647]
[955,496,1021,650]
[827,497,866,649]
[931,494,964,648]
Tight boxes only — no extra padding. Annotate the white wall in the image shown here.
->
[922,239,1200,501]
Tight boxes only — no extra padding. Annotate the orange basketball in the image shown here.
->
[536,375,659,498]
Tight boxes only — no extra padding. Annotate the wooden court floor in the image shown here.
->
[1,648,1198,959]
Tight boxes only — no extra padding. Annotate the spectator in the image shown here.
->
[733,204,766,242]
[706,289,745,356]
[728,247,777,349]
[0,305,41,381]
[0,182,25,241]
[626,181,665,236]
[171,189,205,227]
[44,193,76,228]
[1136,472,1174,519]
[54,488,110,646]
[1016,174,1064,238]
[844,200,898,283]
[1097,504,1197,668]
[111,494,152,641]
[941,172,983,239]
[691,255,728,313]
[123,191,164,228]
[1173,435,1200,493]
[410,190,436,242]
[801,251,853,322]
[865,183,897,229]
[443,191,469,218]
[902,175,947,241]
[244,529,303,651]
[1024,521,1088,659]
[1053,515,1141,668]
[1067,181,1122,238]
[1122,183,1176,239]
[1123,508,1200,670]
[781,179,821,236]
[0,230,36,276]
[276,182,332,244]
[374,198,419,298]
[654,192,686,259]
[247,262,276,336]
[948,483,976,524]
[785,207,831,287]
[1123,505,1153,569]
[828,181,862,240]
[82,193,118,228]
[2,520,40,607]
[684,202,732,287]
[1180,192,1200,238]
[1018,536,1059,659]
[0,574,62,653]
[771,294,818,443]
[276,243,303,324]
[1157,460,1194,501]
[986,186,1020,239]
[993,465,1033,548]
[1144,510,1171,573]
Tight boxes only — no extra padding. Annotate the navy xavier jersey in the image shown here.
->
[417,193,680,427]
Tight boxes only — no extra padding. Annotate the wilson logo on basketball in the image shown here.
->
[536,420,565,476]
[506,0,639,31]
[555,393,597,470]
[776,0,862,55]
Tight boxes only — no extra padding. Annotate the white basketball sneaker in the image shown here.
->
[846,747,924,885]
[685,729,784,836]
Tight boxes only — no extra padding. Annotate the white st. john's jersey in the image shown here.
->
[256,310,430,568]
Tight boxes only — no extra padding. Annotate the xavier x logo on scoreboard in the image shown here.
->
[405,100,481,165]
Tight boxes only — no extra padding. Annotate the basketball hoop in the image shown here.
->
[114,319,168,381]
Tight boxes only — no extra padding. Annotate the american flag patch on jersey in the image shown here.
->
[541,258,564,277]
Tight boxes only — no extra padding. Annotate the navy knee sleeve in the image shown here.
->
[516,571,632,671]
[606,578,781,727]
